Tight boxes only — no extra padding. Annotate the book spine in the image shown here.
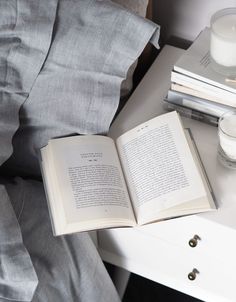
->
[167,89,233,118]
[163,99,218,127]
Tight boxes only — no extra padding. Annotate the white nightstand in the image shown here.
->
[97,45,236,302]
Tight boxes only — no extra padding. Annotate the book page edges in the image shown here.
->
[185,128,216,210]
[138,195,215,226]
[58,219,136,236]
[40,146,67,236]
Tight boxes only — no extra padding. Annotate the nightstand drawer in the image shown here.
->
[138,212,236,265]
[98,228,236,302]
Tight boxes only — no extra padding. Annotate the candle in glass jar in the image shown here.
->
[218,112,236,161]
[210,8,236,67]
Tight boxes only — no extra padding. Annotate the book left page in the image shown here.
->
[41,135,135,235]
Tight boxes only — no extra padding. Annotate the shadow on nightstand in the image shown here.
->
[123,273,203,302]
[105,262,203,302]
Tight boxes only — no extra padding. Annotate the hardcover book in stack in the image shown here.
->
[164,27,236,126]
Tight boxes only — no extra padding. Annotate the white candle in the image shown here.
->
[210,8,236,67]
[219,112,236,160]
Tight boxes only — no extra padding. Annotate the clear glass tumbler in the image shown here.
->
[218,110,236,169]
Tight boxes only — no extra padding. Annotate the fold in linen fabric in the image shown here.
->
[112,0,150,100]
[0,0,160,301]
[112,0,149,16]
[5,178,121,302]
[0,0,58,166]
[0,183,37,302]
[0,0,58,301]
[4,0,160,177]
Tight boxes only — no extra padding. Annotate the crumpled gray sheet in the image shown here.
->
[0,1,58,300]
[0,0,160,301]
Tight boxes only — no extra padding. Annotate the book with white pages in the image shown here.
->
[171,73,236,108]
[171,82,236,107]
[166,89,234,118]
[40,111,216,236]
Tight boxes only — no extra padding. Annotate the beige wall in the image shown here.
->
[153,0,236,44]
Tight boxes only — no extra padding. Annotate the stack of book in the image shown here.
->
[164,27,236,126]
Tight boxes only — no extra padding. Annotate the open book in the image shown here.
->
[40,111,216,236]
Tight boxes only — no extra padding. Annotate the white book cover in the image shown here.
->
[174,27,236,94]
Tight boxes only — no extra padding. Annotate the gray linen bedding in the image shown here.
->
[0,1,159,301]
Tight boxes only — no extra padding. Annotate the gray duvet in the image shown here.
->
[0,1,159,301]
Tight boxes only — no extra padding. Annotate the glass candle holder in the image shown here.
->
[218,111,236,169]
[210,8,236,76]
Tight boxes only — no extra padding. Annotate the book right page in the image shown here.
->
[116,111,211,225]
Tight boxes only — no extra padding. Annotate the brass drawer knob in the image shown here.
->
[188,268,199,281]
[189,235,201,248]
